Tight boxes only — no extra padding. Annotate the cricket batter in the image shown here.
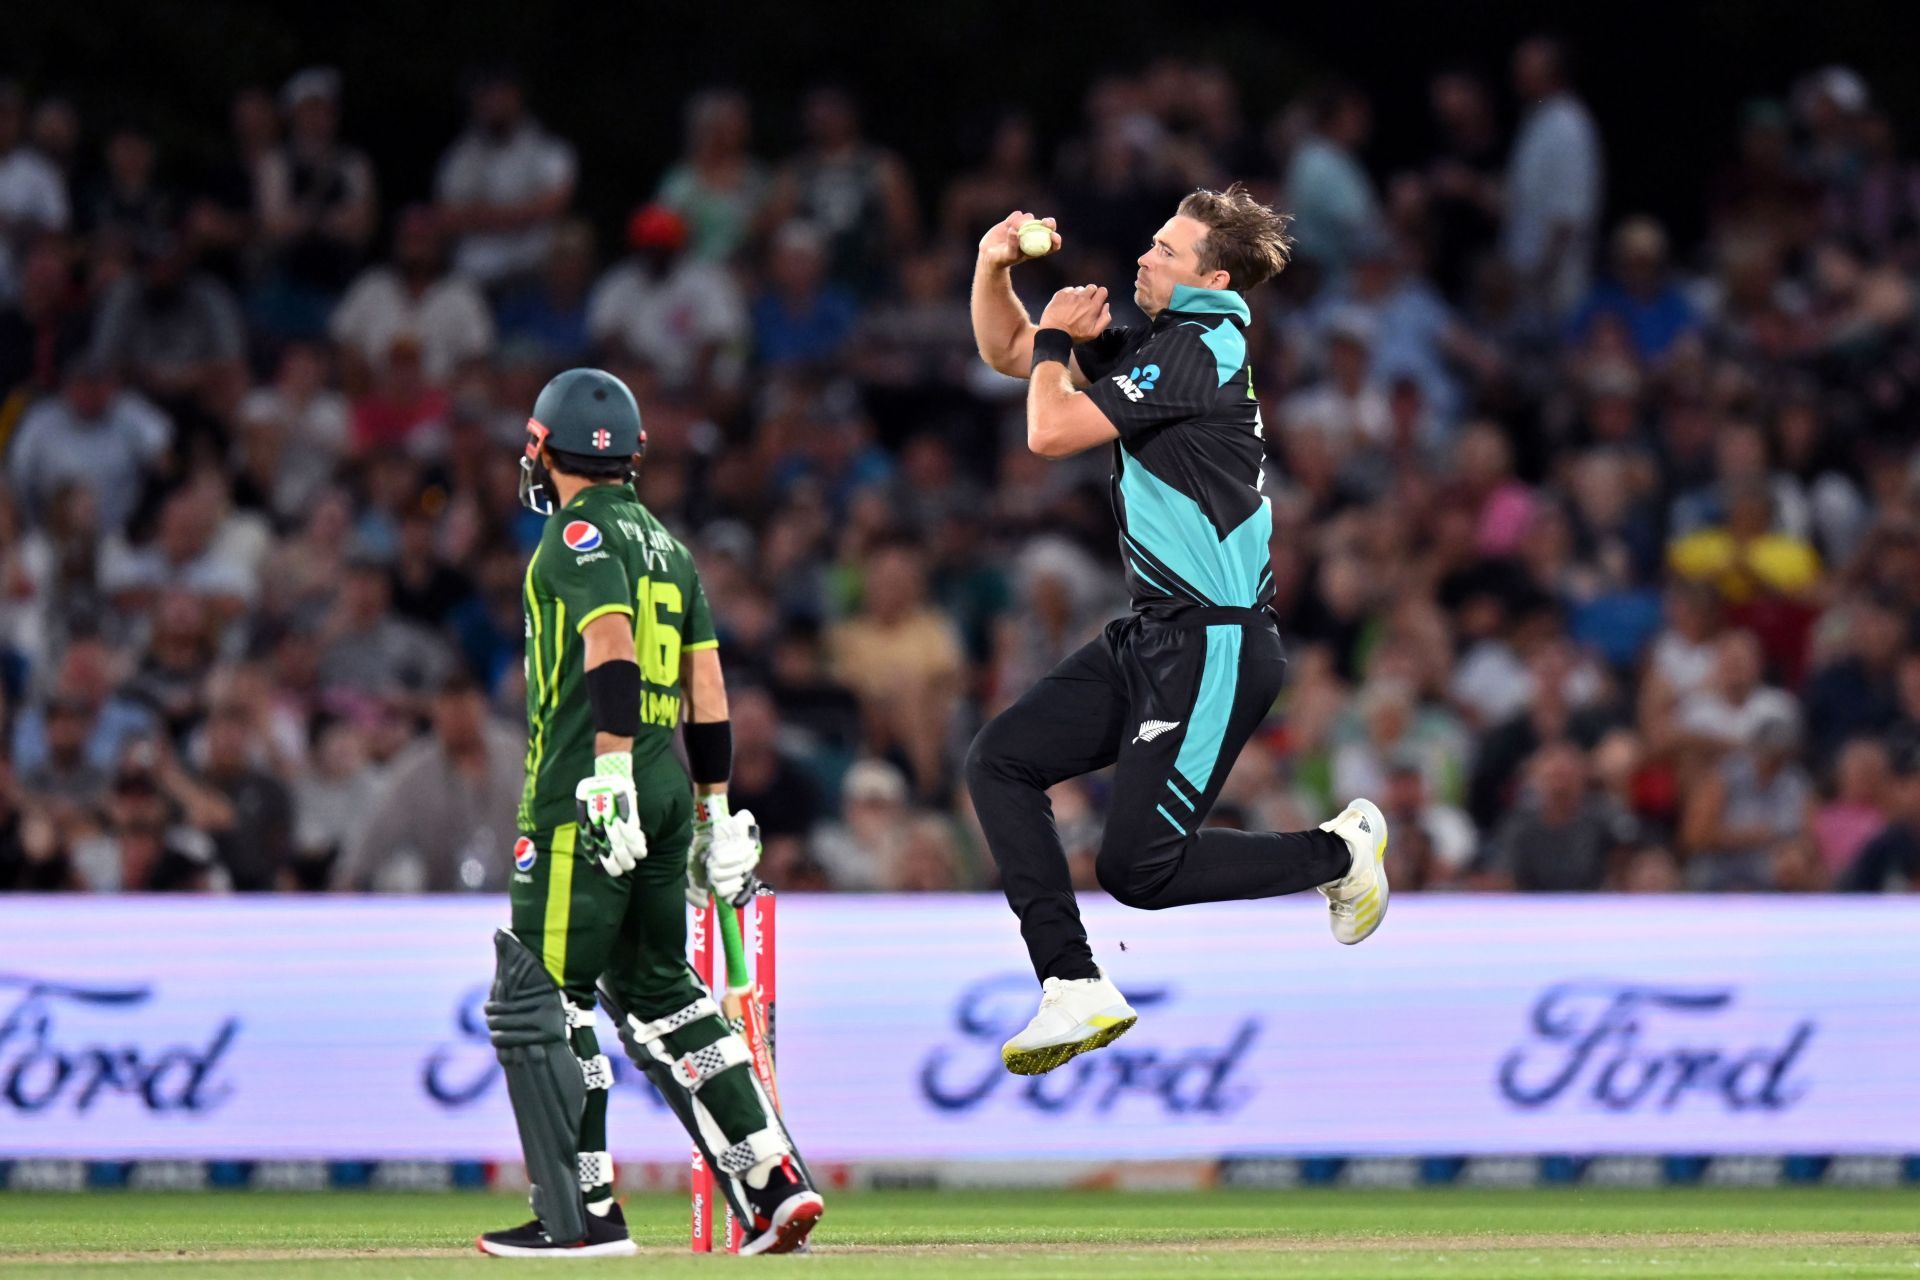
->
[966,187,1390,1076]
[479,369,823,1257]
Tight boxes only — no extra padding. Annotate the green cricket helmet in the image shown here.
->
[519,367,647,514]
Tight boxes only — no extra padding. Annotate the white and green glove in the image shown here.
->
[575,753,647,876]
[687,794,762,908]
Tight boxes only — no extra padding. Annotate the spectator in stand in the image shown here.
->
[0,240,92,413]
[1675,628,1799,753]
[1887,650,1920,765]
[655,88,768,266]
[330,205,494,388]
[290,715,377,887]
[827,540,964,799]
[67,746,227,892]
[1815,736,1893,881]
[494,217,595,365]
[1802,593,1906,766]
[1423,70,1504,303]
[1710,99,1819,250]
[317,557,453,701]
[0,760,70,891]
[83,125,176,254]
[1378,752,1475,888]
[1669,483,1821,605]
[587,203,746,399]
[10,633,156,776]
[1320,235,1470,433]
[193,694,295,891]
[89,227,247,437]
[100,475,264,621]
[387,505,474,629]
[1680,702,1815,890]
[349,335,448,457]
[1280,310,1390,459]
[1476,738,1634,890]
[852,251,979,429]
[332,674,521,891]
[809,757,911,890]
[1823,109,1920,263]
[235,342,351,522]
[7,352,170,533]
[1837,741,1920,891]
[189,87,278,288]
[253,68,376,341]
[763,86,917,297]
[0,80,70,301]
[1571,217,1699,361]
[435,66,577,291]
[723,685,821,889]
[1283,80,1380,285]
[887,813,970,891]
[21,693,109,812]
[1503,36,1603,322]
[752,221,859,369]
[941,114,1051,245]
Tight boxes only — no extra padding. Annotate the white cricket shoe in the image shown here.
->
[1316,798,1390,945]
[1000,972,1138,1076]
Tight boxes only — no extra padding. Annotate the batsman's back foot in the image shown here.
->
[1000,972,1138,1076]
[738,1158,824,1256]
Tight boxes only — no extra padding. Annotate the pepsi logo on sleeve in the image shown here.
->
[563,521,602,552]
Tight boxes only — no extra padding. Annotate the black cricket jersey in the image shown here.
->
[1074,284,1273,613]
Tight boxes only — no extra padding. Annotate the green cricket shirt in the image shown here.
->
[518,483,716,834]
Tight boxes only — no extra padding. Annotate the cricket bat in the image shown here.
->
[714,891,780,1112]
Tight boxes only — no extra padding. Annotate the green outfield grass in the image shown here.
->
[0,1187,1915,1278]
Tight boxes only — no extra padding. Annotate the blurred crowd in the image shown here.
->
[0,40,1916,897]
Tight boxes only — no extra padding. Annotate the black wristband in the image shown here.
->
[684,719,732,786]
[585,659,641,738]
[1031,327,1073,371]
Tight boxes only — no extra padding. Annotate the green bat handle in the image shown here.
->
[714,892,751,994]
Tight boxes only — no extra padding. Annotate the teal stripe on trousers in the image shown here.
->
[1173,624,1243,794]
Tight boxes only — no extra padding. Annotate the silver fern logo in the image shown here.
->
[1132,720,1181,744]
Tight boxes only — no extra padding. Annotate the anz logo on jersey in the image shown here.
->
[1110,363,1161,403]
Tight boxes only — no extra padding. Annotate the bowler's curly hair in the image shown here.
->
[1177,183,1294,296]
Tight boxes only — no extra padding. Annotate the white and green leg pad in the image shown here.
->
[597,982,802,1225]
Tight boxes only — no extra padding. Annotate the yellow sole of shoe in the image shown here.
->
[1001,1016,1138,1076]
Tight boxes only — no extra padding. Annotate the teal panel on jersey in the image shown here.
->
[1174,624,1243,794]
[1117,449,1272,608]
[1197,319,1247,386]
[1219,499,1274,602]
[1168,284,1250,323]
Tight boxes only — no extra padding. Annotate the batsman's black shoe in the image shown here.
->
[737,1157,824,1256]
[476,1203,638,1258]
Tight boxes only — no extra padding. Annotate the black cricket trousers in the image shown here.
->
[965,606,1351,983]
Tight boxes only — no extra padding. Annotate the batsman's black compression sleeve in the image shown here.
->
[585,659,641,738]
[683,719,731,785]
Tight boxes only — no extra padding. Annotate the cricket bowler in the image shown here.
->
[478,368,823,1257]
[966,187,1390,1076]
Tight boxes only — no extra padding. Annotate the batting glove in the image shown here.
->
[576,753,647,876]
[690,795,762,908]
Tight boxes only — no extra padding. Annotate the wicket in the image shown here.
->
[688,886,778,1253]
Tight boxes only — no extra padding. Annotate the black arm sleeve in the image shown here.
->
[585,659,641,739]
[683,719,732,786]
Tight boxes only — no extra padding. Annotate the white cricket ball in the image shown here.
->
[1018,220,1053,258]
